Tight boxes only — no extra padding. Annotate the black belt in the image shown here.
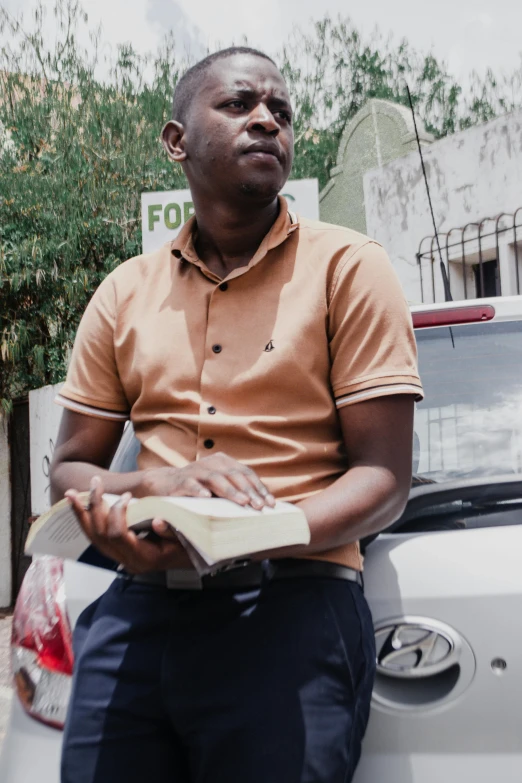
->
[266,559,363,586]
[130,558,363,590]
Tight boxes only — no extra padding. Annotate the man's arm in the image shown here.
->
[258,394,414,558]
[50,410,137,504]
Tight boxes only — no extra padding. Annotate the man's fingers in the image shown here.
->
[170,477,212,499]
[150,538,192,571]
[151,518,178,540]
[201,471,251,505]
[242,469,276,507]
[106,493,132,539]
[89,475,109,537]
[225,469,267,509]
[122,532,183,573]
[225,467,276,508]
[216,456,275,506]
[65,489,95,539]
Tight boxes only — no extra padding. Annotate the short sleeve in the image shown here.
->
[56,275,130,421]
[328,241,423,408]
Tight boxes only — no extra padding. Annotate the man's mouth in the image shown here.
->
[243,142,282,163]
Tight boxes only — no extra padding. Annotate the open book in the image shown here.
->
[25,493,310,576]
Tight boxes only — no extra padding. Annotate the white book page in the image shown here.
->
[25,503,90,559]
[26,494,121,559]
[155,496,299,519]
[136,496,309,565]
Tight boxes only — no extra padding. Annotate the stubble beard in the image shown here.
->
[239,178,282,201]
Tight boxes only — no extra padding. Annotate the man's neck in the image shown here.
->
[192,197,280,279]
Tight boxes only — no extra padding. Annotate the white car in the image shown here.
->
[1,296,522,783]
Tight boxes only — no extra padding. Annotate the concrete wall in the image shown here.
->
[29,383,65,516]
[320,99,433,233]
[364,108,522,303]
[0,416,11,609]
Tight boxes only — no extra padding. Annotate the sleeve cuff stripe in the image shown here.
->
[335,384,423,407]
[55,394,129,421]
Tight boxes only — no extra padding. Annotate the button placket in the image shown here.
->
[197,278,237,458]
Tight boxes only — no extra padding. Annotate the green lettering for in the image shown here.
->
[184,201,195,222]
[164,203,181,230]
[148,204,162,231]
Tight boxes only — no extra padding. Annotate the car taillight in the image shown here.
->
[412,304,495,328]
[11,556,74,730]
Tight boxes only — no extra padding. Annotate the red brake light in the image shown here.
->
[11,556,74,729]
[412,304,495,328]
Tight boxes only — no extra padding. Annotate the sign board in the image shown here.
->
[141,178,319,254]
[29,382,64,515]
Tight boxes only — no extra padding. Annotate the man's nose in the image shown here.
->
[246,103,279,135]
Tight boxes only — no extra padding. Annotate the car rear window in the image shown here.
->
[414,320,522,482]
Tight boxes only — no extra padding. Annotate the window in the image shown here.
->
[414,320,522,481]
[473,258,500,298]
[417,209,522,302]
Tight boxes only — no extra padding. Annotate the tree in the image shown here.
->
[279,18,522,189]
[1,1,521,411]
[0,1,187,410]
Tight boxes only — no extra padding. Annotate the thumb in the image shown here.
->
[151,518,178,540]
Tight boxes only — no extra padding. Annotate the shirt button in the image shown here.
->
[219,282,228,291]
[212,344,222,354]
[204,439,215,449]
[207,406,217,415]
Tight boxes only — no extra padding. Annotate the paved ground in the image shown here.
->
[0,614,13,756]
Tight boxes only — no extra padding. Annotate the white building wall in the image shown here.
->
[363,108,522,303]
[0,416,11,608]
[29,383,64,516]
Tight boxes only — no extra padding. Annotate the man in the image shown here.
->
[52,46,423,783]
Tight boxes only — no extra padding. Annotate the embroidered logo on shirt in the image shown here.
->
[264,340,275,352]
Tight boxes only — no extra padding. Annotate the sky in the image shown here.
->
[2,0,522,82]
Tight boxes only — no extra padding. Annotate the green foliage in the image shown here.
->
[279,18,522,187]
[0,1,188,408]
[1,2,521,409]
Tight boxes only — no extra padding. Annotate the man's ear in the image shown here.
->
[161,120,187,162]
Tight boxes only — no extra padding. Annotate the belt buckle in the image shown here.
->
[208,558,253,577]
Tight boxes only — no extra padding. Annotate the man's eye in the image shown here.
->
[227,100,245,109]
[277,111,292,123]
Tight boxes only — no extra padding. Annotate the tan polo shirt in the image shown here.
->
[57,197,423,570]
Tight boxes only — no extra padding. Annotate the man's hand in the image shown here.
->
[53,410,275,572]
[51,410,276,511]
[137,452,276,510]
[66,476,194,574]
[63,450,276,573]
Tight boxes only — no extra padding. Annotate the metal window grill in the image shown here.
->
[416,207,522,303]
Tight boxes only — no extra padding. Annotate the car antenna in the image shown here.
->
[405,84,453,303]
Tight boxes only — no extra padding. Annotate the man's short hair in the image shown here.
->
[172,47,277,124]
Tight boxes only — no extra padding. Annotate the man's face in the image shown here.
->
[176,54,294,202]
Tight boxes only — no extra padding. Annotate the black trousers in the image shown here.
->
[61,572,376,783]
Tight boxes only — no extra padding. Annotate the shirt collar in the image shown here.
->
[170,195,300,282]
